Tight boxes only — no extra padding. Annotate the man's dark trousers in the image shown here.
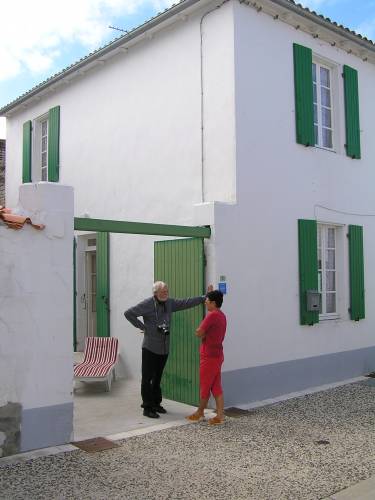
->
[141,348,168,409]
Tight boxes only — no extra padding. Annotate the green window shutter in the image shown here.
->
[343,65,361,159]
[96,232,110,337]
[22,121,32,183]
[48,106,60,182]
[298,219,319,325]
[348,225,365,320]
[293,43,314,147]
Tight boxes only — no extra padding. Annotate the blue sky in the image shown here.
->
[1,0,375,138]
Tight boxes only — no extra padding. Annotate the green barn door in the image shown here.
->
[154,238,205,406]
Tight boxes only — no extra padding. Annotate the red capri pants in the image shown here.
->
[200,355,224,399]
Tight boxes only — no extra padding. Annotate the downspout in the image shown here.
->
[199,0,229,203]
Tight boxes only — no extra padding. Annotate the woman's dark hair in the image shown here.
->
[206,290,223,308]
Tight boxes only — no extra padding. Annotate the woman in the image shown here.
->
[186,290,227,425]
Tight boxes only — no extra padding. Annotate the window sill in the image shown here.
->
[314,145,336,154]
[319,314,340,321]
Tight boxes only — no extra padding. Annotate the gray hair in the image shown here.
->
[152,281,168,294]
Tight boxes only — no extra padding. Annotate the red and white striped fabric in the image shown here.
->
[74,337,119,377]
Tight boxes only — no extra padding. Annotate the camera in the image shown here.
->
[157,321,170,335]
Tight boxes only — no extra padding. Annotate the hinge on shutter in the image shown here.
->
[203,252,207,267]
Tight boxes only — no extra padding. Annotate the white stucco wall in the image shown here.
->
[0,183,73,409]
[4,0,236,379]
[214,2,375,373]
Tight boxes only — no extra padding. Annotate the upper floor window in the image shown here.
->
[313,62,333,150]
[22,105,60,184]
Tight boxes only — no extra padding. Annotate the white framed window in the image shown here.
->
[318,224,338,317]
[32,114,49,181]
[313,62,334,150]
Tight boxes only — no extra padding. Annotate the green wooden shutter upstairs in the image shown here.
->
[343,66,361,159]
[96,232,110,337]
[293,43,315,147]
[48,105,60,182]
[22,121,32,183]
[298,219,319,325]
[348,225,365,320]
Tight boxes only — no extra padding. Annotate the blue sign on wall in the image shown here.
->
[218,282,227,294]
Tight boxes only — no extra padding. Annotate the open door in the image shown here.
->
[154,238,204,406]
[96,232,110,337]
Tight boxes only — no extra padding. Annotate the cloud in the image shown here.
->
[0,0,174,83]
[355,18,375,41]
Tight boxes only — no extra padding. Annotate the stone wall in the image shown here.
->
[0,403,21,457]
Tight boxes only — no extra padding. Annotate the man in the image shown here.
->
[186,290,227,425]
[124,281,213,418]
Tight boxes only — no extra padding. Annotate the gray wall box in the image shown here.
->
[0,402,21,457]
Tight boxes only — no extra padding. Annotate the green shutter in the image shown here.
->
[298,219,319,325]
[343,66,361,159]
[48,106,60,181]
[96,232,110,337]
[73,237,77,351]
[154,238,204,406]
[22,121,32,183]
[293,43,315,147]
[348,225,365,320]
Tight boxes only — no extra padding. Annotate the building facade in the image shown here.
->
[2,0,375,411]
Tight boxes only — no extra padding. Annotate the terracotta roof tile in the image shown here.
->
[0,206,45,231]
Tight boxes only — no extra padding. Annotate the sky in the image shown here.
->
[1,0,375,139]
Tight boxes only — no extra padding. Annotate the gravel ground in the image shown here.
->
[1,381,375,500]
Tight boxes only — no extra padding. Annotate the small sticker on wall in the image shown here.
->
[218,282,227,294]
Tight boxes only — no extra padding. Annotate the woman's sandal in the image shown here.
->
[186,413,204,422]
[208,416,224,425]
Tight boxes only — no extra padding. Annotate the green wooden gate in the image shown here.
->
[154,238,205,406]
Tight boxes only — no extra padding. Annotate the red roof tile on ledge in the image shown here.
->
[0,206,45,231]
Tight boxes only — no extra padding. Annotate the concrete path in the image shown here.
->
[2,380,375,499]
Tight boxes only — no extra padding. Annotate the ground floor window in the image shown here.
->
[318,224,337,317]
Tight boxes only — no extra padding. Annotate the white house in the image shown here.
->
[2,0,375,442]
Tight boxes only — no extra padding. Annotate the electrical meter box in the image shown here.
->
[306,290,320,312]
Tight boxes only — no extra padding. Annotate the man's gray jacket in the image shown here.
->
[124,296,205,355]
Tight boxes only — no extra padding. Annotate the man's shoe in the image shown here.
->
[143,408,160,419]
[208,415,224,425]
[153,405,167,414]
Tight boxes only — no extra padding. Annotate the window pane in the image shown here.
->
[42,152,47,167]
[42,120,47,136]
[326,249,335,270]
[314,126,319,146]
[42,136,47,151]
[322,128,333,149]
[322,107,332,128]
[326,271,336,291]
[326,293,336,313]
[318,248,322,270]
[312,63,317,82]
[318,271,322,292]
[321,87,331,107]
[320,67,330,88]
[41,167,47,181]
[327,228,335,248]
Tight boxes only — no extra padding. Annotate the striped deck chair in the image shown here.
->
[74,337,119,391]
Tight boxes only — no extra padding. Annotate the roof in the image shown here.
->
[1,0,374,115]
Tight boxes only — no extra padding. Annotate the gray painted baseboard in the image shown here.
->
[222,346,375,407]
[21,403,73,452]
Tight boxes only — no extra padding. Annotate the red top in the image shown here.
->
[199,309,227,358]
